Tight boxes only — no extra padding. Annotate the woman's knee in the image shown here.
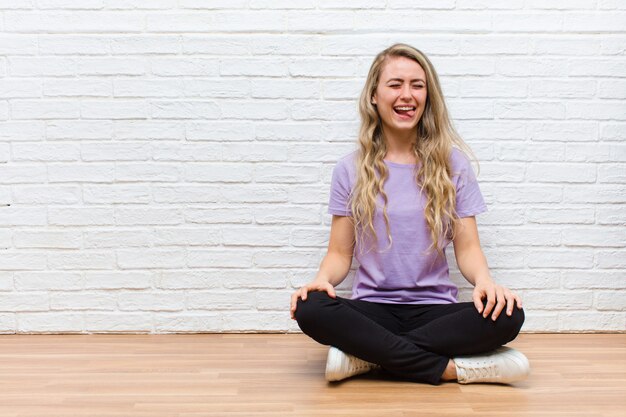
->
[294,291,335,329]
[500,307,525,342]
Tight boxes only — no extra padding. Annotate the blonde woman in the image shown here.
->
[289,43,530,385]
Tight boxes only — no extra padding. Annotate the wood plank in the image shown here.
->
[0,334,623,417]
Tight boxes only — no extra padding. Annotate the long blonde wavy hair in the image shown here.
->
[350,43,480,260]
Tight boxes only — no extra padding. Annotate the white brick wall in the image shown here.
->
[0,1,624,334]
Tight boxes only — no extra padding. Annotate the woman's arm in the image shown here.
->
[290,215,355,319]
[453,216,522,321]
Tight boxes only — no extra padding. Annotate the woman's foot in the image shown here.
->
[452,346,530,384]
[325,346,380,382]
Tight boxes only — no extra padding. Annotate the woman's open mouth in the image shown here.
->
[393,105,416,120]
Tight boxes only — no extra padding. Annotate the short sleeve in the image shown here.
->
[454,153,488,218]
[328,159,353,216]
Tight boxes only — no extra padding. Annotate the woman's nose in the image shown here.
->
[400,84,412,99]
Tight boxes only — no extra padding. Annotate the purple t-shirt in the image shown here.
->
[328,148,488,305]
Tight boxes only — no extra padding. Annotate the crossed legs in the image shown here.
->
[295,292,525,385]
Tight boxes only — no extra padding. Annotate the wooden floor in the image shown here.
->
[0,334,624,417]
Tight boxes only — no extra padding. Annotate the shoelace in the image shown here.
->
[463,360,499,380]
[347,356,377,372]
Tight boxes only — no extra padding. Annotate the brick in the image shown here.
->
[152,143,220,161]
[182,35,250,55]
[561,226,626,247]
[83,185,151,204]
[154,228,221,246]
[84,230,153,249]
[187,250,253,268]
[0,79,41,98]
[596,206,626,224]
[222,226,290,247]
[151,100,220,120]
[12,143,80,161]
[0,121,44,141]
[14,230,81,249]
[38,35,110,55]
[44,79,111,97]
[253,250,320,268]
[289,100,356,121]
[254,205,320,225]
[81,143,151,161]
[0,207,46,226]
[50,292,116,311]
[254,164,318,183]
[12,100,80,119]
[48,207,114,226]
[17,313,83,333]
[523,291,593,310]
[184,163,253,182]
[9,57,76,76]
[288,11,354,31]
[48,163,115,183]
[84,313,151,333]
[251,0,315,8]
[48,251,116,270]
[567,102,626,121]
[115,207,183,225]
[15,271,84,291]
[532,37,600,55]
[594,250,626,268]
[221,184,287,203]
[184,207,253,224]
[496,101,566,120]
[154,312,223,332]
[118,291,185,311]
[111,36,180,54]
[221,58,288,76]
[47,121,112,141]
[564,12,626,32]
[0,293,49,312]
[187,291,255,310]
[85,271,153,290]
[117,249,186,269]
[0,253,46,270]
[252,34,319,55]
[526,162,596,183]
[526,249,594,268]
[81,100,148,119]
[153,185,221,203]
[527,207,594,224]
[5,12,143,33]
[158,270,223,290]
[222,311,290,331]
[563,185,626,203]
[559,312,625,332]
[77,58,145,76]
[115,163,181,182]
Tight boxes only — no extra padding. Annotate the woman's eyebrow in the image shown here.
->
[386,77,426,83]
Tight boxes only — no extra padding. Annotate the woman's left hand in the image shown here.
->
[472,278,523,321]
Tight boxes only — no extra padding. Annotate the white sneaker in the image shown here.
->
[325,346,379,382]
[453,346,530,384]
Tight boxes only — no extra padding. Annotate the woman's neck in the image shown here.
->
[383,130,417,164]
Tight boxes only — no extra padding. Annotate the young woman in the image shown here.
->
[289,43,530,385]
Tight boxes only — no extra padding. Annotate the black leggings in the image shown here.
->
[295,291,525,385]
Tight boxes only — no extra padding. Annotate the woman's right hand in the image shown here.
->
[290,281,336,320]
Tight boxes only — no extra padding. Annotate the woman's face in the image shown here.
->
[371,56,428,137]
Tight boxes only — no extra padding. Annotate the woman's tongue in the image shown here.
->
[394,107,415,118]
